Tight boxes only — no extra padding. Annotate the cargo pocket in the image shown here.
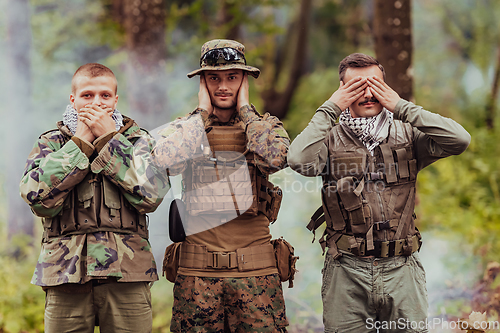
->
[331,155,366,180]
[121,199,140,233]
[409,252,427,288]
[43,216,60,238]
[322,185,345,231]
[77,173,95,230]
[337,177,368,234]
[59,191,77,234]
[100,177,122,229]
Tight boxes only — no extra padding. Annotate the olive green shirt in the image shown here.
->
[288,99,470,176]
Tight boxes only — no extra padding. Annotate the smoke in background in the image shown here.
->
[0,0,488,330]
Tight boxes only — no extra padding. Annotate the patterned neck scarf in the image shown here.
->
[62,105,124,135]
[339,108,393,152]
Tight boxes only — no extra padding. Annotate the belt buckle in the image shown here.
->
[369,172,382,180]
[212,252,230,269]
[374,220,390,231]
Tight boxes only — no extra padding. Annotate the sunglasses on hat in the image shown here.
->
[200,47,246,67]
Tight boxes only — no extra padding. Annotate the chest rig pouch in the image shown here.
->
[42,172,149,242]
[309,121,420,257]
[183,122,282,223]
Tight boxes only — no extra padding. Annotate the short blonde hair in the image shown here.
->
[71,63,117,94]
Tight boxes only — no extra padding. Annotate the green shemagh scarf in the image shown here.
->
[62,105,124,135]
[339,107,393,152]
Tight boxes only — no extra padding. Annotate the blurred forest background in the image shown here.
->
[1,0,500,332]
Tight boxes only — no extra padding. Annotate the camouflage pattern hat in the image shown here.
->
[187,39,260,79]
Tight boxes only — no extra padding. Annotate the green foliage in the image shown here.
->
[284,67,338,140]
[165,0,290,50]
[0,231,45,333]
[439,0,500,74]
[417,120,500,265]
[30,0,124,62]
[309,0,373,69]
[414,0,500,127]
[151,279,174,333]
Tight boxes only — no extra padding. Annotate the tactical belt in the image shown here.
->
[336,234,420,258]
[179,243,276,271]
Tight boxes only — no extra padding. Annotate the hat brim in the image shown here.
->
[187,64,260,79]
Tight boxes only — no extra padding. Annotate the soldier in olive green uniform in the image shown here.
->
[154,40,291,332]
[20,63,169,332]
[288,53,471,333]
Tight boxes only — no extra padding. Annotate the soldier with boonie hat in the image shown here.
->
[154,39,293,332]
[187,39,260,78]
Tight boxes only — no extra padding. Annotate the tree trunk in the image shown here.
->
[373,0,413,102]
[6,0,35,238]
[216,0,240,40]
[486,44,500,130]
[261,0,312,120]
[122,0,169,130]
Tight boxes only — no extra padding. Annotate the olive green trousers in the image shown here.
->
[44,281,152,333]
[321,251,428,333]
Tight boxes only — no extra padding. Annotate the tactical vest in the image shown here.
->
[308,120,421,258]
[183,119,282,222]
[42,172,149,242]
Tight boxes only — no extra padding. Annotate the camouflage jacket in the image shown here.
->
[20,117,170,286]
[153,105,290,175]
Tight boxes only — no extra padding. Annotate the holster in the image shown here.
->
[271,237,299,288]
[169,199,186,243]
[266,186,283,223]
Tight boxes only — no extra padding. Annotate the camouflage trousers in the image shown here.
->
[170,274,288,333]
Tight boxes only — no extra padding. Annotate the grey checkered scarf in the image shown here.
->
[62,105,124,135]
[339,108,393,152]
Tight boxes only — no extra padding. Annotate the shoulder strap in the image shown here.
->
[306,206,326,243]
[393,186,416,240]
[307,206,326,232]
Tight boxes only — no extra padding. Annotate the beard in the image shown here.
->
[211,95,237,110]
[214,103,236,110]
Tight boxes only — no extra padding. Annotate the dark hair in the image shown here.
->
[338,53,386,82]
[71,63,117,93]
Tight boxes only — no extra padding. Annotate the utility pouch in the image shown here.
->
[77,173,94,209]
[101,177,122,229]
[331,155,366,180]
[162,242,182,283]
[271,237,299,288]
[169,199,186,243]
[44,191,75,239]
[267,186,283,223]
[322,185,346,231]
[337,177,368,234]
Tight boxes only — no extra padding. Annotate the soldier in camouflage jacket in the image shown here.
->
[154,39,290,332]
[20,63,169,332]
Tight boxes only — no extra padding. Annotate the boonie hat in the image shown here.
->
[187,39,260,79]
